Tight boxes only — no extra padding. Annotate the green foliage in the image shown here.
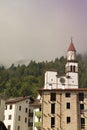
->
[0,54,87,98]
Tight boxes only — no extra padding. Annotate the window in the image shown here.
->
[9,105,12,109]
[8,125,11,130]
[51,103,55,114]
[67,117,71,123]
[25,117,27,123]
[50,93,56,101]
[19,106,21,111]
[66,103,70,109]
[81,118,85,124]
[8,115,12,120]
[70,65,76,72]
[73,66,76,72]
[18,126,20,130]
[39,107,41,111]
[70,65,73,72]
[80,104,84,110]
[51,117,55,128]
[65,93,71,97]
[25,108,28,113]
[79,93,84,101]
[18,116,21,121]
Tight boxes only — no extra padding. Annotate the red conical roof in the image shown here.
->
[68,39,76,52]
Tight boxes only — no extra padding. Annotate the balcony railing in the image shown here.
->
[29,112,33,117]
[81,124,85,129]
[35,111,41,117]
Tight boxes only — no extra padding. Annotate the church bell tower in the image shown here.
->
[65,39,78,88]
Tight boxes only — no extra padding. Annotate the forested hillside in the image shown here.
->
[0,54,87,98]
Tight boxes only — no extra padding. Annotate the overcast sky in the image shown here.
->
[0,0,87,67]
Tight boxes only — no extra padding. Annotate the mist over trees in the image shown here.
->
[0,54,87,98]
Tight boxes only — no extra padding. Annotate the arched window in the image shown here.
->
[73,66,76,72]
[70,65,76,72]
[70,65,73,72]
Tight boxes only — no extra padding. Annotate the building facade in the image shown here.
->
[40,88,87,130]
[39,40,87,130]
[4,96,33,130]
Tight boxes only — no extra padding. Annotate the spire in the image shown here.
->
[68,38,76,52]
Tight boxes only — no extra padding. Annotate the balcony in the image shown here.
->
[34,122,41,128]
[35,111,41,117]
[28,122,33,127]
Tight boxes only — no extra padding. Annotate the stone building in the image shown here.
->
[39,40,87,130]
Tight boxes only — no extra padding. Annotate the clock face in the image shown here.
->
[60,77,65,84]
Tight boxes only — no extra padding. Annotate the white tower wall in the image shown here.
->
[44,71,58,89]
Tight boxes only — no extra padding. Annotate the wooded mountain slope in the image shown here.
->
[0,54,87,98]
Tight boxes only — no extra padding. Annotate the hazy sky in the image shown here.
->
[0,0,87,67]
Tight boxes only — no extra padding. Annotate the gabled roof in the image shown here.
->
[6,96,32,104]
[68,40,76,52]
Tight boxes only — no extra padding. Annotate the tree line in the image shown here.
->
[0,54,87,98]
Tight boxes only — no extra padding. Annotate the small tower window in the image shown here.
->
[73,66,76,72]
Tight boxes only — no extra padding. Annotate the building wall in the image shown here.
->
[41,90,87,130]
[44,71,58,89]
[42,92,50,129]
[4,104,16,130]
[14,100,29,130]
[0,99,5,121]
[61,92,78,130]
[4,98,30,130]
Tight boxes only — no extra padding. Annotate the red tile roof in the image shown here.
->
[68,42,76,52]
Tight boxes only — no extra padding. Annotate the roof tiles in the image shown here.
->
[68,42,76,52]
